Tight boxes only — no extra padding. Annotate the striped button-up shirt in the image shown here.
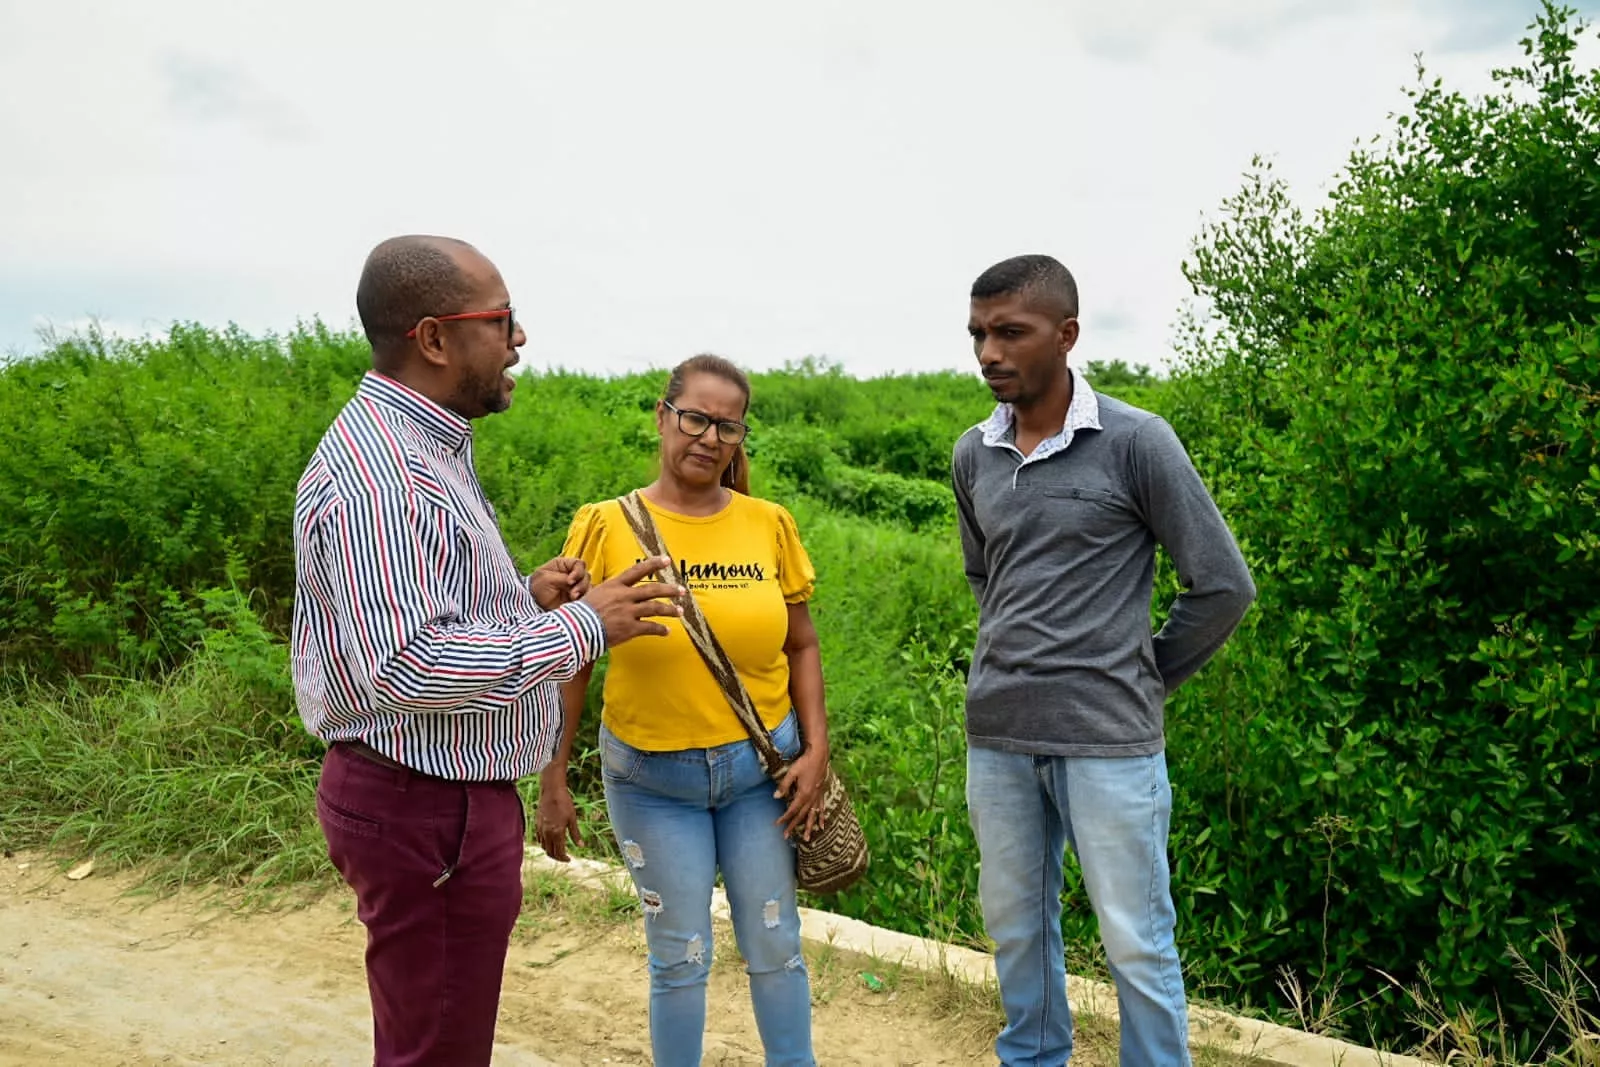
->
[291,371,606,781]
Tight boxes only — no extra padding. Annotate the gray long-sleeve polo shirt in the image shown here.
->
[952,375,1256,757]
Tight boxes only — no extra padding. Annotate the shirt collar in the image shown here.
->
[359,372,473,453]
[978,365,1101,449]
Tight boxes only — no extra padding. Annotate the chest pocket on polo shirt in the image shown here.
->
[1035,485,1129,541]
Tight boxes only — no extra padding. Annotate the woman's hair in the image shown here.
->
[663,353,751,495]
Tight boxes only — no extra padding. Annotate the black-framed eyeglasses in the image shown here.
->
[406,306,518,346]
[663,400,749,445]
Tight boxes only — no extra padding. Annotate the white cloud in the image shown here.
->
[159,51,310,142]
[0,0,1588,379]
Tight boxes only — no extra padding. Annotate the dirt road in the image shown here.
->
[0,854,992,1066]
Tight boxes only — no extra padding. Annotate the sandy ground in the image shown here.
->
[0,854,993,1066]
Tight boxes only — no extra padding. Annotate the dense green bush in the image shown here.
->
[0,323,368,675]
[754,424,957,528]
[1159,2,1600,1047]
[0,343,995,679]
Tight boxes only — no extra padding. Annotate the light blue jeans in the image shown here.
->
[967,745,1192,1067]
[601,711,814,1067]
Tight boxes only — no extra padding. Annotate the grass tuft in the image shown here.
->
[0,613,329,901]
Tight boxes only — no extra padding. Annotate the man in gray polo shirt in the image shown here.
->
[952,254,1255,1067]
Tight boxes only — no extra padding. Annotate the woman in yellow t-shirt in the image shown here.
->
[537,354,831,1066]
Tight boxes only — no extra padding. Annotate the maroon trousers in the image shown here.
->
[316,742,526,1067]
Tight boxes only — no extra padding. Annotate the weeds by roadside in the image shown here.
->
[0,606,329,900]
[1268,925,1600,1066]
[1382,927,1600,1067]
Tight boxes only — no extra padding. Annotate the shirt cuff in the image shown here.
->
[551,599,607,662]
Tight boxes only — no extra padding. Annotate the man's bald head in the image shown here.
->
[356,235,480,364]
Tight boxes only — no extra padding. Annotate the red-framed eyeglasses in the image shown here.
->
[406,307,518,345]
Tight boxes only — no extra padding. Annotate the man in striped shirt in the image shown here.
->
[292,235,682,1067]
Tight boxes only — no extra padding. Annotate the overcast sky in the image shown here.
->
[1,1,1592,378]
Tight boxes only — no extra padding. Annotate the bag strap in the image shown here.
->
[616,491,788,779]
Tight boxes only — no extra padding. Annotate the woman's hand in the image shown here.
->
[774,744,831,842]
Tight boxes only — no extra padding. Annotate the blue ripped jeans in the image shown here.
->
[601,711,814,1067]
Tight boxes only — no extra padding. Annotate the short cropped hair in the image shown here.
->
[355,236,477,358]
[970,254,1079,319]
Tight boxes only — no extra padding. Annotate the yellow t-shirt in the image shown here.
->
[560,492,817,751]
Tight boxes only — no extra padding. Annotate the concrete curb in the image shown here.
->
[522,846,1426,1067]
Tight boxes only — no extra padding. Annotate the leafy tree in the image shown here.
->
[1163,1,1600,1047]
[1080,358,1159,390]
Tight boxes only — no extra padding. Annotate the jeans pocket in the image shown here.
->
[600,728,645,784]
[316,791,383,839]
[771,709,803,762]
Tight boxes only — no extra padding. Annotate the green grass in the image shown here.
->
[0,607,329,897]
